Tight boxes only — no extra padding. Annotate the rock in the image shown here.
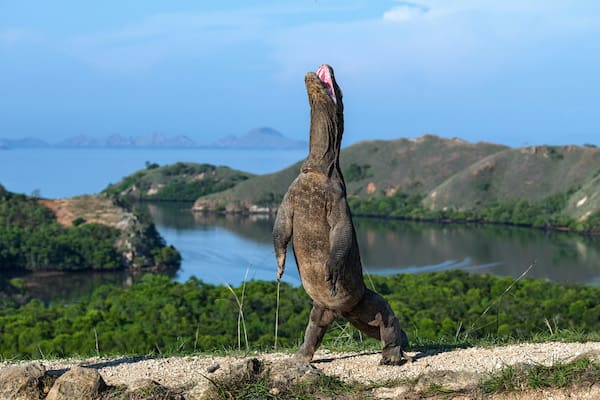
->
[127,379,184,400]
[227,357,263,379]
[128,378,160,392]
[186,359,261,400]
[206,363,220,373]
[266,357,323,387]
[46,366,106,400]
[0,362,46,400]
[188,356,323,399]
[415,370,480,393]
[187,383,213,400]
[373,385,411,399]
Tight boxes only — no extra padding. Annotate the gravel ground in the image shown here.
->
[2,342,599,391]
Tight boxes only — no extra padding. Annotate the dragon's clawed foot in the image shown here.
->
[326,260,340,296]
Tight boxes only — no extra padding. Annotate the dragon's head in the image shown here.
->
[302,64,344,178]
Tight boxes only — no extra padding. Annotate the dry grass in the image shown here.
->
[39,195,130,228]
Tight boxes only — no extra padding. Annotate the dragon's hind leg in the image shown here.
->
[296,303,338,361]
[342,289,411,365]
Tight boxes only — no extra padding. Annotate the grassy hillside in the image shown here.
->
[193,161,302,212]
[565,173,600,221]
[188,135,600,232]
[339,134,507,196]
[424,145,600,213]
[192,135,506,211]
[104,162,254,202]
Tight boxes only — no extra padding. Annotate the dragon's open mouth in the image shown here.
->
[316,64,337,104]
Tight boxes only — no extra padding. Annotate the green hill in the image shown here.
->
[192,135,506,212]
[424,145,600,213]
[104,162,254,202]
[340,135,507,196]
[192,161,302,212]
[189,135,600,232]
[96,135,600,232]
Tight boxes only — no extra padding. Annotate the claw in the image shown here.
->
[326,265,338,296]
[329,281,337,296]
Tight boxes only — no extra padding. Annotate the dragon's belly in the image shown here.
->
[292,224,365,311]
[290,173,365,310]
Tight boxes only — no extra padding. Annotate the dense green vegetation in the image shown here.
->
[348,191,600,233]
[0,186,180,271]
[104,162,253,202]
[344,162,373,182]
[0,189,121,271]
[1,271,599,359]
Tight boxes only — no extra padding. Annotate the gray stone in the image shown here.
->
[267,357,323,387]
[206,363,220,373]
[372,385,411,399]
[127,379,184,400]
[46,366,106,400]
[0,362,46,400]
[188,357,323,399]
[415,370,481,392]
[227,357,262,379]
[128,378,160,392]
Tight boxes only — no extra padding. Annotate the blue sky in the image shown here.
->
[1,0,599,147]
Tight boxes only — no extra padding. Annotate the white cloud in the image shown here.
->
[4,0,599,83]
[383,2,428,23]
[269,0,600,88]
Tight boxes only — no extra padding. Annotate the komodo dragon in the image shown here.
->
[273,64,409,365]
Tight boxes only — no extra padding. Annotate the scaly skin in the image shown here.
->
[273,65,410,365]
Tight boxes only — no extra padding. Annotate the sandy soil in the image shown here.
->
[2,341,599,398]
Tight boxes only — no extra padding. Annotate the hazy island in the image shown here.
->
[0,127,307,150]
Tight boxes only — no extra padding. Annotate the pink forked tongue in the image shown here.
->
[316,64,337,104]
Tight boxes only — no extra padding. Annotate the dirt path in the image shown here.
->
[3,341,600,399]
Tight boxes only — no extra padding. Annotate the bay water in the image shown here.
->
[2,148,600,301]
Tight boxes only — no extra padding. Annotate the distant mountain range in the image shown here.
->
[211,127,307,149]
[57,133,197,148]
[0,127,307,150]
[0,137,50,148]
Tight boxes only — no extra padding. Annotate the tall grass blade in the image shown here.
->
[274,278,281,351]
[468,260,536,335]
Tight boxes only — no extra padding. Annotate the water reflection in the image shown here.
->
[353,219,600,283]
[146,202,296,285]
[149,203,600,287]
[4,268,178,303]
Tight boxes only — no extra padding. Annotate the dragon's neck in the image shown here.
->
[302,107,343,181]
